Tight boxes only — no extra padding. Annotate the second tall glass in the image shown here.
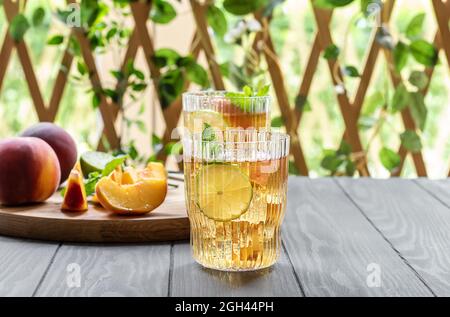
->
[182,91,271,133]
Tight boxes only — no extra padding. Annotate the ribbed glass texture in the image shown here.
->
[183,130,290,271]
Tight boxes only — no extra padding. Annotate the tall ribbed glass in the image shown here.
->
[183,130,290,271]
[182,91,270,133]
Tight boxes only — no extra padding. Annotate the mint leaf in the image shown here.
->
[84,172,102,196]
[102,154,128,177]
[202,123,216,142]
[224,84,270,112]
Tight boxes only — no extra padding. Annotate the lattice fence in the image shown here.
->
[1,0,450,176]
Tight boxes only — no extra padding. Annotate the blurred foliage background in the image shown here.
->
[0,0,449,178]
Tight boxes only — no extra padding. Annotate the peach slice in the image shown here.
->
[61,163,88,212]
[95,162,167,215]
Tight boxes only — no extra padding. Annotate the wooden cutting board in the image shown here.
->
[0,176,189,243]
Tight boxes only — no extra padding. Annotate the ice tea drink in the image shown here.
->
[182,91,270,133]
[183,130,289,271]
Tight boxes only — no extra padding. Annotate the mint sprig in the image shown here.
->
[224,84,270,112]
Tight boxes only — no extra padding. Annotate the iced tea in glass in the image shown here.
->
[182,91,270,133]
[183,129,290,271]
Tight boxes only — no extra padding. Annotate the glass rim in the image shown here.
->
[182,90,272,101]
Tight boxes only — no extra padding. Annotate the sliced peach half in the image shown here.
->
[61,163,88,212]
[95,162,167,215]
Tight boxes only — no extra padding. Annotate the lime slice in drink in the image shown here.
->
[195,164,253,221]
[190,110,228,133]
[80,151,114,177]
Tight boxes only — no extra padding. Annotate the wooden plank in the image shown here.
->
[337,178,450,296]
[284,177,432,296]
[36,243,171,296]
[0,237,59,296]
[413,178,450,209]
[170,242,303,297]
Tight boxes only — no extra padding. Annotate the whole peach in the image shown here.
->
[0,137,61,205]
[21,122,77,184]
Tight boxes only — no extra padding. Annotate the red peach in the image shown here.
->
[0,137,61,205]
[21,122,77,184]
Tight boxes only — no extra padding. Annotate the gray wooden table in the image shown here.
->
[1,177,449,297]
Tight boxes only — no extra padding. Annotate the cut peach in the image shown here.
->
[61,163,88,212]
[91,193,100,204]
[122,167,138,185]
[95,162,167,215]
[109,165,123,184]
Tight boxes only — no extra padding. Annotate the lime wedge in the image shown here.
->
[80,151,114,177]
[195,164,253,221]
[189,110,227,133]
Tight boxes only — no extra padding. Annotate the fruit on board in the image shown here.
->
[61,163,88,212]
[80,151,114,177]
[0,137,61,205]
[95,162,168,215]
[121,167,138,185]
[21,122,77,184]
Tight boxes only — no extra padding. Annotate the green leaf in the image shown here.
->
[202,122,216,142]
[92,92,101,108]
[393,41,409,73]
[343,65,360,77]
[321,152,344,174]
[102,154,128,177]
[409,92,428,131]
[337,141,352,156]
[206,5,227,37]
[379,148,401,172]
[405,13,425,41]
[186,63,209,87]
[111,70,124,80]
[223,0,268,15]
[32,7,46,27]
[363,91,385,115]
[288,160,300,175]
[131,83,147,91]
[295,94,311,112]
[410,40,438,67]
[152,133,163,154]
[150,0,176,24]
[345,160,356,176]
[165,141,183,155]
[9,14,30,42]
[314,0,355,8]
[400,130,422,153]
[271,116,283,128]
[132,68,145,80]
[323,44,340,60]
[256,84,270,96]
[358,116,377,130]
[77,61,88,76]
[408,71,428,90]
[391,83,410,113]
[84,172,102,196]
[134,120,146,133]
[158,69,184,109]
[47,35,64,45]
[153,48,181,68]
